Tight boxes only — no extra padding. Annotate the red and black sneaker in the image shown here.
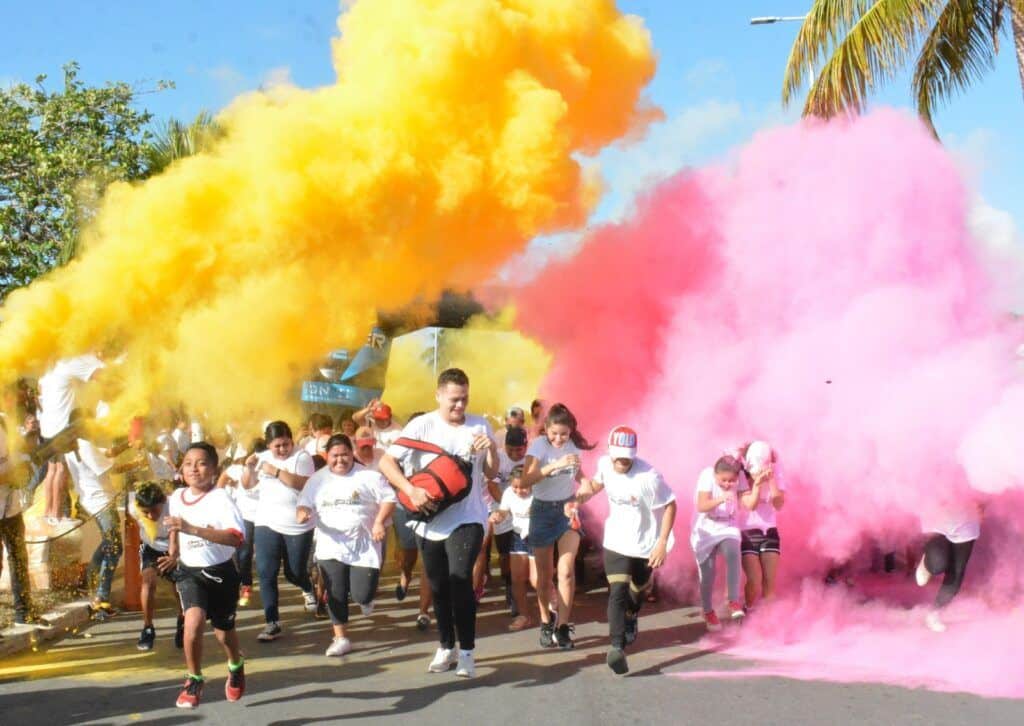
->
[176,676,204,709]
[728,601,746,620]
[225,663,245,702]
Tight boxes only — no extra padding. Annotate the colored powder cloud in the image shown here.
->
[509,108,1024,696]
[0,0,657,432]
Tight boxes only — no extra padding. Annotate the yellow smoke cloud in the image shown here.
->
[383,307,550,422]
[0,0,656,431]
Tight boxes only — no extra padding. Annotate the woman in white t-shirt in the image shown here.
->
[297,434,396,656]
[736,441,786,609]
[242,421,316,642]
[915,496,983,632]
[691,455,758,632]
[569,426,676,675]
[163,442,247,710]
[520,403,595,650]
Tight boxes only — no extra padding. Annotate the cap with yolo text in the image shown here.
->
[608,426,637,460]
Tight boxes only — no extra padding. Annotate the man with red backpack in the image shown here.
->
[379,368,499,679]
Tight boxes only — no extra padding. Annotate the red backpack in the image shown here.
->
[394,438,474,522]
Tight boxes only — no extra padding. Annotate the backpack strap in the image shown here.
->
[393,437,446,456]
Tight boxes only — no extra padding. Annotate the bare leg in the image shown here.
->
[183,607,205,675]
[141,569,157,627]
[399,548,417,591]
[510,555,531,618]
[213,627,242,663]
[742,554,762,607]
[760,552,780,600]
[554,530,580,626]
[417,561,432,616]
[533,545,555,624]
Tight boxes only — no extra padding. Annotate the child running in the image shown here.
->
[297,434,396,656]
[737,441,785,609]
[569,426,676,674]
[916,496,983,632]
[520,403,595,650]
[489,448,535,631]
[691,455,751,631]
[163,442,246,710]
[128,480,182,651]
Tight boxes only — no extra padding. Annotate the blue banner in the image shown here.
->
[301,381,381,407]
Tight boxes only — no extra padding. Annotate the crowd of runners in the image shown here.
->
[0,354,982,710]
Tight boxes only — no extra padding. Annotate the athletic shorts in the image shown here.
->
[509,531,533,557]
[140,543,173,580]
[493,530,513,556]
[174,559,240,631]
[741,527,781,556]
[392,505,418,550]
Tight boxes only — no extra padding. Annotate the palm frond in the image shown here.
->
[783,0,945,117]
[913,0,1001,134]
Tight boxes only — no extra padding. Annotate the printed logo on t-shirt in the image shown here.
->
[608,492,640,508]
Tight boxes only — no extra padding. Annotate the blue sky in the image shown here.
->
[2,1,1021,243]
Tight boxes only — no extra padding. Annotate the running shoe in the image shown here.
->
[606,647,629,675]
[415,613,430,631]
[925,611,947,633]
[624,613,638,646]
[704,611,722,632]
[237,585,252,607]
[728,601,746,620]
[455,649,475,678]
[137,625,156,651]
[395,582,407,602]
[915,556,933,587]
[175,615,185,649]
[326,636,352,657]
[225,663,245,702]
[427,647,458,673]
[359,600,375,617]
[539,621,556,648]
[302,591,317,612]
[555,623,575,650]
[257,621,282,642]
[176,676,204,709]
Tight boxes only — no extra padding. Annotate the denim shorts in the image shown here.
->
[529,498,576,548]
[509,531,532,557]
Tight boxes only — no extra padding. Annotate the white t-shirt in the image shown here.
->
[253,449,316,535]
[37,355,104,438]
[168,486,245,567]
[922,500,982,543]
[739,462,786,533]
[155,431,180,468]
[690,466,747,564]
[128,493,171,551]
[595,456,676,559]
[298,463,397,568]
[490,451,525,535]
[374,423,402,449]
[171,428,190,456]
[0,424,21,519]
[526,436,581,501]
[65,440,114,516]
[225,463,259,521]
[386,411,492,541]
[498,486,532,539]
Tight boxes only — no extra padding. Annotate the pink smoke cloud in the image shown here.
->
[509,108,1024,696]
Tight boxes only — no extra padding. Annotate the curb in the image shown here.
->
[0,600,93,659]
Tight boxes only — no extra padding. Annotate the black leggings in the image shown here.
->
[604,549,653,649]
[924,534,975,608]
[317,559,381,625]
[418,523,484,651]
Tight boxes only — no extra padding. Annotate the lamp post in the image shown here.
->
[751,15,813,87]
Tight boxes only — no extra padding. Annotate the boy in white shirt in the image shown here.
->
[569,427,676,675]
[164,442,246,710]
[127,480,180,651]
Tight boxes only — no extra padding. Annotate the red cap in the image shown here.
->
[608,425,638,459]
[372,404,392,421]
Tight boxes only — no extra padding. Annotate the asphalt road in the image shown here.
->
[1,572,1021,726]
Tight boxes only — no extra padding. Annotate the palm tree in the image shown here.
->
[783,0,1024,135]
[145,110,223,175]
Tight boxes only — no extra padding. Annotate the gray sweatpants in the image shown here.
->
[698,539,741,613]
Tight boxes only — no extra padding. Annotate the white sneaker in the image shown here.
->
[325,636,352,657]
[359,601,375,617]
[455,649,475,678]
[925,611,947,633]
[303,591,317,612]
[427,647,458,673]
[915,556,932,587]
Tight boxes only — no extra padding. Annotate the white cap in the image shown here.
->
[744,441,772,475]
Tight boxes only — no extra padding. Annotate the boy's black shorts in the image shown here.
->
[174,560,240,631]
[140,544,174,580]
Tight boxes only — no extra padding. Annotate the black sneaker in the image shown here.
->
[137,625,156,651]
[395,583,407,602]
[175,615,185,649]
[257,621,282,642]
[606,647,629,675]
[624,613,638,646]
[555,623,575,650]
[415,614,430,631]
[539,621,556,648]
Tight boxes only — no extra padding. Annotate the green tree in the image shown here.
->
[783,0,1024,134]
[0,62,164,298]
[144,110,223,176]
